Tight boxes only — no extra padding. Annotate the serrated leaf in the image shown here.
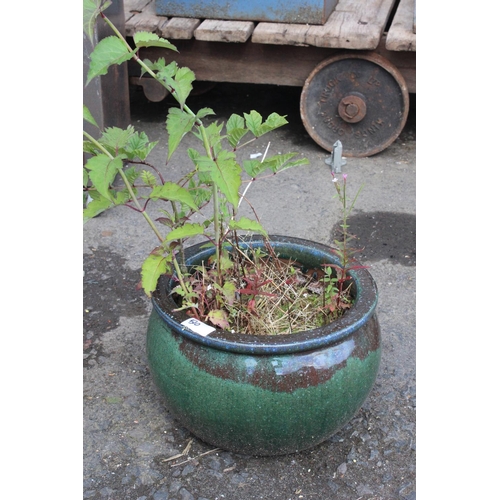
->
[222,281,237,306]
[133,32,177,51]
[141,170,157,188]
[83,104,99,128]
[229,217,268,236]
[83,193,113,221]
[226,113,248,147]
[85,155,122,201]
[203,122,224,156]
[170,66,196,108]
[124,166,140,185]
[155,60,178,84]
[196,107,215,120]
[142,251,170,297]
[165,223,204,242]
[197,150,241,208]
[114,189,134,206]
[83,0,112,41]
[101,126,135,151]
[166,108,196,159]
[227,127,248,148]
[243,111,288,137]
[207,309,230,329]
[187,147,201,164]
[244,111,263,136]
[86,36,134,86]
[242,159,261,177]
[149,182,198,211]
[125,132,157,161]
[227,113,245,132]
[261,112,288,132]
[243,153,309,177]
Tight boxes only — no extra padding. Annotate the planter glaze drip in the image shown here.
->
[147,236,381,456]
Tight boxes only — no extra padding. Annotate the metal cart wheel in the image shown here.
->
[300,53,409,157]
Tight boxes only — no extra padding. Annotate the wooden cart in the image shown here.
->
[124,0,416,157]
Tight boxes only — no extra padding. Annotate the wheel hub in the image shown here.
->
[338,95,367,123]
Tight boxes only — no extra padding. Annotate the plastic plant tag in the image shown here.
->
[181,318,216,337]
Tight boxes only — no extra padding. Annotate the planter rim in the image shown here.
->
[151,235,378,354]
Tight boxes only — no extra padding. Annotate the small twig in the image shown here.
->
[161,439,194,463]
[169,447,221,467]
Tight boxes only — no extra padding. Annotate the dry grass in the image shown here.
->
[226,250,351,335]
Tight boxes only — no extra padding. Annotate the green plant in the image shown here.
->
[321,173,364,315]
[83,0,360,334]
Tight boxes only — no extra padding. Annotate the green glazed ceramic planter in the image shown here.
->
[147,235,381,456]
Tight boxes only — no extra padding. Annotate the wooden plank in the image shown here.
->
[251,23,310,47]
[125,11,167,36]
[386,0,416,51]
[137,40,334,86]
[161,17,201,39]
[252,0,396,50]
[125,0,152,12]
[194,20,255,43]
[124,0,169,36]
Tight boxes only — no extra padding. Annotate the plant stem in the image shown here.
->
[84,130,164,243]
[100,10,202,126]
[197,124,223,283]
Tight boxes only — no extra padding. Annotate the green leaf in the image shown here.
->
[229,217,268,236]
[261,112,288,134]
[227,127,248,148]
[187,147,201,164]
[83,192,113,221]
[243,153,309,177]
[166,108,196,159]
[196,107,215,120]
[85,155,122,201]
[155,60,178,82]
[197,150,241,208]
[244,111,263,136]
[207,309,230,329]
[133,32,177,51]
[149,182,198,211]
[243,111,288,137]
[83,104,99,128]
[113,189,133,206]
[170,66,196,108]
[86,36,134,86]
[227,113,245,132]
[101,126,136,151]
[83,0,111,41]
[166,223,205,242]
[125,131,157,161]
[226,114,248,147]
[222,281,237,306]
[142,250,170,297]
[141,170,157,188]
[124,166,140,185]
[242,159,261,177]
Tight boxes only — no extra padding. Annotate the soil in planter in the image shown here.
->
[172,247,353,336]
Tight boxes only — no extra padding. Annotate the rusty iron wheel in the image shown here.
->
[300,53,409,157]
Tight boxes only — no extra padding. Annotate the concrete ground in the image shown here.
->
[83,82,416,500]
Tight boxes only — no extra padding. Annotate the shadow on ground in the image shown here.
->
[331,211,416,266]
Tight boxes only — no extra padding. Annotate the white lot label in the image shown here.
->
[181,318,216,337]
